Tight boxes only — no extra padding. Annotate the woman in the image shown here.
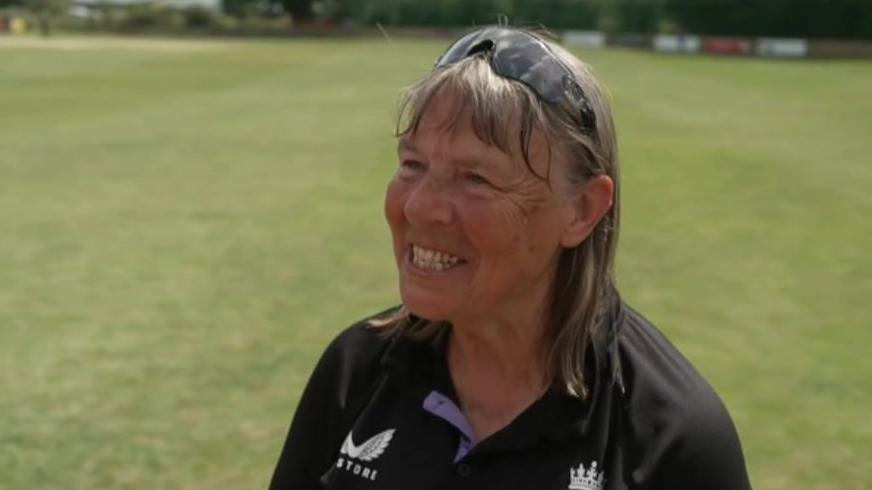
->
[270,26,751,490]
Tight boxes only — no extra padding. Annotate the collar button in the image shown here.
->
[456,462,472,477]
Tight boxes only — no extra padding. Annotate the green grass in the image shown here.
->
[1,36,870,489]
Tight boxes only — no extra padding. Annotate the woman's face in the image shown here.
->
[385,94,581,325]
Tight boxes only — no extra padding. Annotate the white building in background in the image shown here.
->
[563,31,606,49]
[70,0,222,16]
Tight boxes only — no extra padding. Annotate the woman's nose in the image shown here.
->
[403,176,454,226]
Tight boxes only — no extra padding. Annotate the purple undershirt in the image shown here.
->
[422,390,478,462]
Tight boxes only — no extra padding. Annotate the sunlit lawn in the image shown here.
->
[1,35,869,489]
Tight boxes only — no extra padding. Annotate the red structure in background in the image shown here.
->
[703,37,753,55]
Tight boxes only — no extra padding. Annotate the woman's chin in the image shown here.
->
[399,287,457,322]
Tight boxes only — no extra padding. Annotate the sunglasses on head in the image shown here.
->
[434,27,597,136]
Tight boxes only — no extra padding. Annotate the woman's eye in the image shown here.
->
[464,172,492,186]
[398,160,425,176]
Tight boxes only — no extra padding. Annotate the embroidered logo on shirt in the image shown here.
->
[334,428,395,481]
[569,460,604,490]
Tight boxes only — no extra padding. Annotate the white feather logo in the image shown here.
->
[340,429,396,462]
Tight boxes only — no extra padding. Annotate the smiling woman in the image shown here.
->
[388,98,596,332]
[269,26,751,490]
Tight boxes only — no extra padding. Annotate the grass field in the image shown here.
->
[1,35,870,489]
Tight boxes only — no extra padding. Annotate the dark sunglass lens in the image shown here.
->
[435,31,483,67]
[435,27,597,134]
[493,40,562,104]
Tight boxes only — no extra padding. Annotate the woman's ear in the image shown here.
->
[560,175,614,248]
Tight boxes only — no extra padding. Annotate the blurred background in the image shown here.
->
[1,1,870,489]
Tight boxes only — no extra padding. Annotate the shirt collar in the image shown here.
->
[378,299,626,446]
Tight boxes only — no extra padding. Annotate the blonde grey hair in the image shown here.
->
[373,31,620,398]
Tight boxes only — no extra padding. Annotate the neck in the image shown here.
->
[449,316,548,387]
[447,278,553,390]
[446,310,552,440]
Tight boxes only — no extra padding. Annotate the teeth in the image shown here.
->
[411,245,462,271]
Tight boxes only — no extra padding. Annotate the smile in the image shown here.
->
[410,244,466,272]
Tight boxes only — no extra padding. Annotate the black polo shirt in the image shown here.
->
[269,301,752,490]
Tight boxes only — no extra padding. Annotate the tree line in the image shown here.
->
[261,0,872,39]
[3,0,870,39]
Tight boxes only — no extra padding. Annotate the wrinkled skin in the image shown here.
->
[384,92,587,328]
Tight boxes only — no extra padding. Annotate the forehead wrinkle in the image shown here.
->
[418,85,470,134]
[421,81,513,150]
[407,86,561,182]
[398,55,568,182]
[406,104,493,168]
